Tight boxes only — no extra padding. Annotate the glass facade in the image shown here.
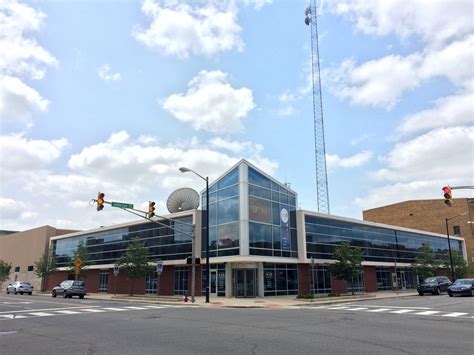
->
[174,266,189,295]
[98,269,108,293]
[203,168,240,257]
[375,267,392,291]
[263,263,298,295]
[52,216,193,267]
[145,271,157,294]
[248,167,298,258]
[310,265,332,294]
[305,215,463,263]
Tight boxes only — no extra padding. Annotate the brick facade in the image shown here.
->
[363,266,377,292]
[364,198,474,270]
[298,264,311,295]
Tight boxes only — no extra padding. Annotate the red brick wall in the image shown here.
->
[187,265,202,296]
[363,266,377,292]
[159,265,175,296]
[83,269,99,293]
[46,272,69,291]
[298,264,311,295]
[331,276,347,294]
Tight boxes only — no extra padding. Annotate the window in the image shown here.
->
[376,267,392,291]
[174,266,189,295]
[263,263,298,296]
[99,270,108,293]
[14,266,20,272]
[453,226,461,236]
[27,265,34,272]
[310,265,332,294]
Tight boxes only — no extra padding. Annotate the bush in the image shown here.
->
[328,292,340,297]
[297,293,315,299]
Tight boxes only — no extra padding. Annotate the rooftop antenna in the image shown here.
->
[305,0,330,214]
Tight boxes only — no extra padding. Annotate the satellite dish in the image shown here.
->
[304,6,311,16]
[167,188,200,213]
[305,16,311,26]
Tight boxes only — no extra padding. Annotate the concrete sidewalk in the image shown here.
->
[32,290,418,308]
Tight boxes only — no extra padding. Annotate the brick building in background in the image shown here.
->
[363,198,474,271]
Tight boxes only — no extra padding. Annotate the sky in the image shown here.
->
[1,0,473,231]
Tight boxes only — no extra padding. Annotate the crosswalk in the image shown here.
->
[0,304,192,321]
[294,305,474,319]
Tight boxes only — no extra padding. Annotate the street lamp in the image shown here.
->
[445,212,468,282]
[179,167,210,303]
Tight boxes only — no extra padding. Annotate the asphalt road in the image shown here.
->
[0,293,472,355]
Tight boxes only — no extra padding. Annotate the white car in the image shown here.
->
[6,281,33,295]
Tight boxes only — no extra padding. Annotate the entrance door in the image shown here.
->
[235,269,256,297]
[398,271,407,290]
[210,270,218,297]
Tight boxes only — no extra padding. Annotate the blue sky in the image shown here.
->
[1,0,473,231]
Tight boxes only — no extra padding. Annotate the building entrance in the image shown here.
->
[235,269,256,297]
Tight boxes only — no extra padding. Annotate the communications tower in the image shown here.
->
[305,1,330,214]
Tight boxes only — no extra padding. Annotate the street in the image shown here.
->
[0,294,472,354]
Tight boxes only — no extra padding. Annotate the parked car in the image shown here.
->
[447,279,474,297]
[52,280,86,299]
[417,276,451,295]
[6,281,33,295]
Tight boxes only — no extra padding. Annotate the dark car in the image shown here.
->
[52,280,86,299]
[447,279,474,297]
[417,276,451,295]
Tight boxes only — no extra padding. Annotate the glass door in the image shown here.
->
[398,271,407,290]
[235,269,256,297]
[210,270,218,297]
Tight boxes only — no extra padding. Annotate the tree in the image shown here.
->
[34,247,57,291]
[411,242,436,282]
[329,242,364,295]
[444,251,469,280]
[0,260,12,290]
[116,238,153,296]
[68,241,90,280]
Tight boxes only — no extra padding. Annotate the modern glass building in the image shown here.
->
[48,160,467,297]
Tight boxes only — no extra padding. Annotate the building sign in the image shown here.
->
[218,271,225,293]
[281,208,290,251]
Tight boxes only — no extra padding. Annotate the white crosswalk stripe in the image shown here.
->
[367,308,391,312]
[124,306,148,310]
[102,307,128,311]
[326,306,350,310]
[28,312,54,317]
[415,311,440,316]
[442,312,468,317]
[55,310,82,315]
[79,309,106,313]
[345,307,368,311]
[390,309,415,314]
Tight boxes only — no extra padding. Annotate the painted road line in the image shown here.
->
[415,311,440,316]
[124,306,148,310]
[326,306,351,310]
[55,310,82,315]
[102,307,128,311]
[345,307,369,311]
[79,309,106,313]
[143,306,165,309]
[0,306,99,314]
[0,315,15,319]
[367,308,391,313]
[390,309,415,314]
[442,312,469,317]
[348,305,431,310]
[28,312,54,317]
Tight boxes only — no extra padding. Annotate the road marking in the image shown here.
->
[0,306,99,314]
[29,312,54,317]
[442,312,468,317]
[55,310,82,315]
[326,306,350,310]
[415,311,440,316]
[103,307,127,311]
[347,304,431,310]
[79,309,105,313]
[144,305,165,309]
[390,309,415,314]
[345,307,368,311]
[2,301,33,304]
[124,306,148,310]
[367,308,391,312]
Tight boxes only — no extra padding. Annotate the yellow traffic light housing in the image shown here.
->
[442,186,452,207]
[148,201,156,218]
[97,192,105,211]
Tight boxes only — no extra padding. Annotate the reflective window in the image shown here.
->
[310,265,332,294]
[264,263,298,296]
[174,267,189,295]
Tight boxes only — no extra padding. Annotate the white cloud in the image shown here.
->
[241,0,273,11]
[98,64,121,81]
[0,75,49,125]
[133,0,243,58]
[0,0,57,124]
[209,137,252,153]
[276,91,297,116]
[162,70,255,133]
[331,0,474,48]
[351,133,374,146]
[0,197,38,225]
[0,133,69,172]
[395,92,474,138]
[326,151,373,170]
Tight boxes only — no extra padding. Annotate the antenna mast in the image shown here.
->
[305,1,330,214]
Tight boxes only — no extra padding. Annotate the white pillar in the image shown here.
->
[257,262,264,297]
[225,263,233,297]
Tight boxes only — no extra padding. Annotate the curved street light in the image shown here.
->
[180,167,210,303]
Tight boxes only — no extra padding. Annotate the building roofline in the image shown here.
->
[300,209,464,241]
[363,198,471,212]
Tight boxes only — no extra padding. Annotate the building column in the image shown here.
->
[257,262,264,297]
[363,266,377,292]
[298,264,310,295]
[225,263,232,297]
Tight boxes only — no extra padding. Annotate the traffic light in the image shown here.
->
[442,186,452,207]
[97,192,105,211]
[148,201,155,218]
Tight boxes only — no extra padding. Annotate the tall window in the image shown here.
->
[453,226,461,236]
[174,266,189,295]
[310,265,331,294]
[145,272,157,294]
[98,270,108,293]
[376,267,392,291]
[263,263,298,296]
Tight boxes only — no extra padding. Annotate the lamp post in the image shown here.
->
[180,167,210,303]
[445,212,468,282]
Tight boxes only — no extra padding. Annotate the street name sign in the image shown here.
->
[111,202,134,209]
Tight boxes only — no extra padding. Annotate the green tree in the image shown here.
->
[0,260,12,291]
[411,242,436,282]
[34,247,57,291]
[329,242,364,295]
[444,251,469,280]
[116,238,153,296]
[68,241,90,280]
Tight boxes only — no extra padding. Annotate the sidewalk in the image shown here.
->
[33,290,418,308]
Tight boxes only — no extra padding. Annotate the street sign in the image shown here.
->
[74,258,82,267]
[111,201,134,209]
[113,265,119,276]
[156,262,163,274]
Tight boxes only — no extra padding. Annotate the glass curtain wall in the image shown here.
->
[145,271,157,294]
[203,168,240,257]
[248,167,297,258]
[174,266,189,295]
[310,265,332,294]
[98,269,108,293]
[263,264,298,296]
[305,216,463,263]
[52,216,194,267]
[376,267,392,291]
[346,272,365,293]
